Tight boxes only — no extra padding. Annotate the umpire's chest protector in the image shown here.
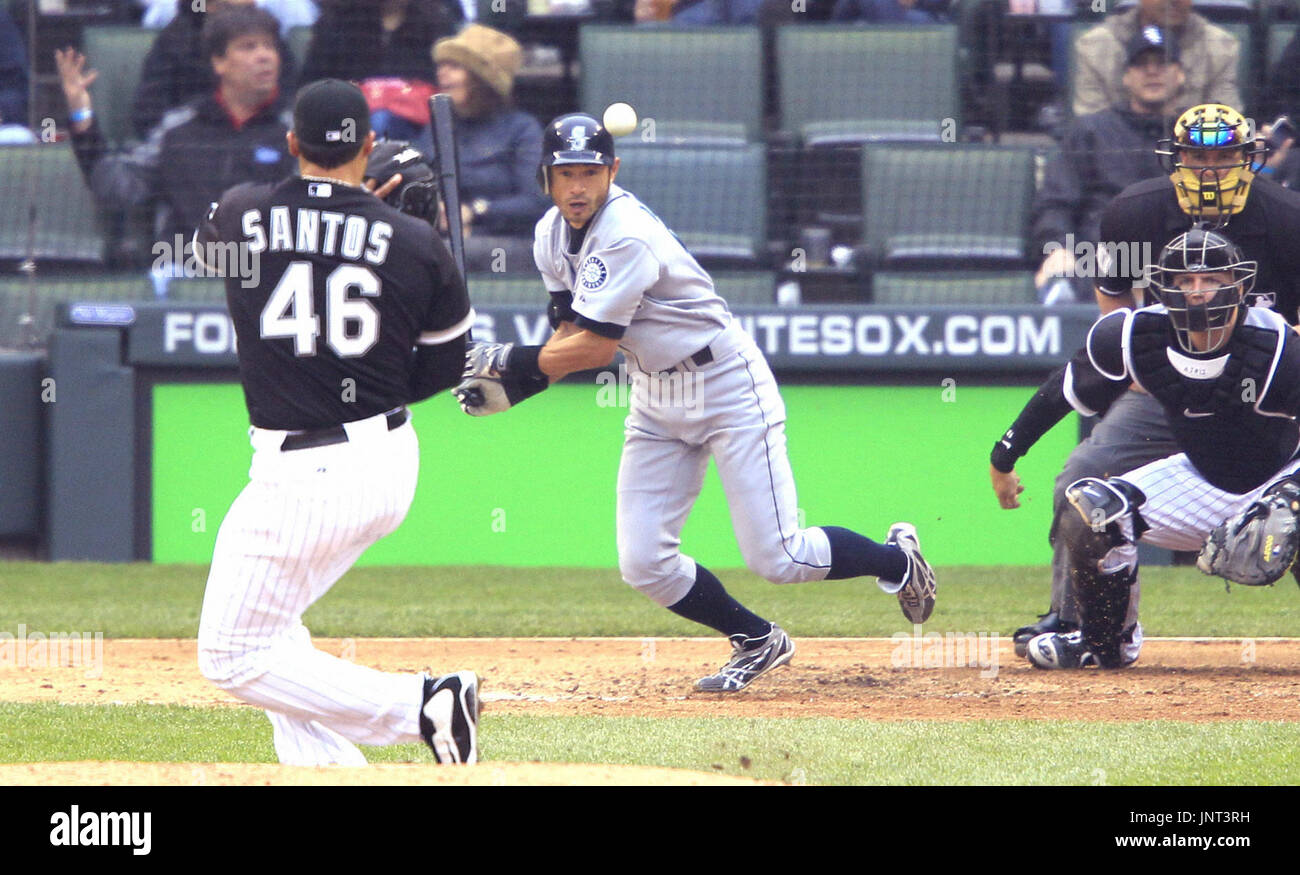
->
[1126,307,1300,493]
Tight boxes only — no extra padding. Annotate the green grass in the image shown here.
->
[0,561,1297,639]
[1,703,1295,785]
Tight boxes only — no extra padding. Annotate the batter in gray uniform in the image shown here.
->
[454,114,937,691]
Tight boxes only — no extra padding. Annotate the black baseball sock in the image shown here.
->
[667,564,772,640]
[823,526,909,581]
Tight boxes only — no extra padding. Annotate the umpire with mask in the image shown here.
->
[1007,103,1300,666]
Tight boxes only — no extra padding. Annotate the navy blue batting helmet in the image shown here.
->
[538,113,615,193]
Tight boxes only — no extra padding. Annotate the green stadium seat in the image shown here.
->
[0,145,107,267]
[711,271,775,305]
[776,25,960,145]
[614,143,767,265]
[870,270,1038,305]
[81,26,155,148]
[860,144,1036,270]
[0,273,150,348]
[166,277,229,304]
[579,25,763,145]
[465,274,545,306]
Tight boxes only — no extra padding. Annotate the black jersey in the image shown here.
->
[1063,306,1300,493]
[196,175,472,430]
[1096,175,1300,324]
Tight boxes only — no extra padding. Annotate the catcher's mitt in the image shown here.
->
[1197,479,1300,587]
[364,140,438,221]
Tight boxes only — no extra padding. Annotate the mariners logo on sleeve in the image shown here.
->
[579,255,608,291]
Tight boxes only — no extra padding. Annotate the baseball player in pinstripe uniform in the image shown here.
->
[990,228,1300,669]
[453,113,937,692]
[195,80,480,765]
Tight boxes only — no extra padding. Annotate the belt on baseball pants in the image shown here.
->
[279,406,409,452]
[662,345,714,374]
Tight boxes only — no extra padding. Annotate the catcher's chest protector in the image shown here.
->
[1126,310,1300,493]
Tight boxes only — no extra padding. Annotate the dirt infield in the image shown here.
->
[3,635,1299,720]
[3,636,1297,784]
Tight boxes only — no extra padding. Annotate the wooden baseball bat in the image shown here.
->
[430,94,467,280]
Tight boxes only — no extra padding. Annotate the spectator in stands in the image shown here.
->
[632,0,798,24]
[299,0,462,150]
[829,0,947,24]
[132,0,299,140]
[1072,0,1238,118]
[136,0,319,32]
[1033,26,1183,304]
[1257,29,1300,189]
[0,3,34,143]
[432,23,549,273]
[59,6,295,295]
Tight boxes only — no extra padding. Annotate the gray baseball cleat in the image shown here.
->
[420,671,481,764]
[695,624,795,692]
[883,522,937,624]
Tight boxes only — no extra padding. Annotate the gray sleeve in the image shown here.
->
[570,237,659,329]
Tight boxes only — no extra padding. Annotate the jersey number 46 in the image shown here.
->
[260,261,381,357]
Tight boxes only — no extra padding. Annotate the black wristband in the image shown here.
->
[505,344,546,382]
[547,292,576,330]
[990,436,1019,474]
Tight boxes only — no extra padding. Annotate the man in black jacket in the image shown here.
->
[57,6,295,292]
[131,0,299,141]
[1032,26,1184,304]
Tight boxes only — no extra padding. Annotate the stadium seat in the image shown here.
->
[870,270,1038,305]
[465,274,544,305]
[613,143,768,266]
[712,271,775,305]
[579,25,763,145]
[0,145,107,267]
[860,144,1037,270]
[81,26,155,148]
[0,273,150,348]
[776,25,960,145]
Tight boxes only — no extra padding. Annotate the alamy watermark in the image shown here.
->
[151,234,261,289]
[0,624,104,679]
[595,362,705,416]
[891,626,1000,678]
[1041,234,1154,286]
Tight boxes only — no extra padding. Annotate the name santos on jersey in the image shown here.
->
[239,206,393,265]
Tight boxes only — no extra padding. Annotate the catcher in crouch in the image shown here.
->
[989,227,1300,669]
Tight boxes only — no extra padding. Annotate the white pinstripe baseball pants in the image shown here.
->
[198,413,426,766]
[1122,453,1300,551]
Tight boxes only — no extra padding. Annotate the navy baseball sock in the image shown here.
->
[822,526,909,581]
[667,564,772,640]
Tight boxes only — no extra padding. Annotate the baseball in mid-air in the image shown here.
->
[603,102,638,137]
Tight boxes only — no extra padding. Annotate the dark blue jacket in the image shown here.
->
[445,108,550,237]
[0,5,28,126]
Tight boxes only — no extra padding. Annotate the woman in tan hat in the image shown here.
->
[433,23,550,272]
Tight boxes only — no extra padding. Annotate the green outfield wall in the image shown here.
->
[151,381,1078,567]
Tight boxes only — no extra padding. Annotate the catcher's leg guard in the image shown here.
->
[1058,477,1147,668]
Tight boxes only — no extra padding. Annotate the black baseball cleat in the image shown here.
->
[882,522,937,624]
[695,624,795,692]
[1012,611,1076,658]
[1025,631,1099,669]
[420,671,480,764]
